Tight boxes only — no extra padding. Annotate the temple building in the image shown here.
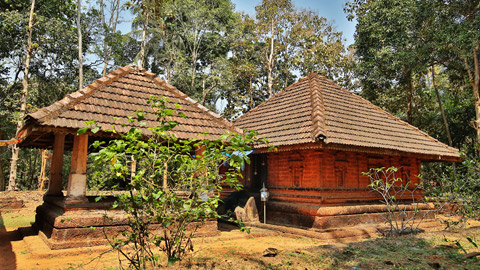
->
[234,73,460,228]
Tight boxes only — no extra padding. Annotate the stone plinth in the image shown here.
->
[35,197,219,250]
[265,201,436,229]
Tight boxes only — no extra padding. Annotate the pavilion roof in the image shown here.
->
[13,65,240,148]
[234,74,460,162]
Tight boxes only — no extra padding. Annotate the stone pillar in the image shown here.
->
[65,134,89,204]
[46,133,66,197]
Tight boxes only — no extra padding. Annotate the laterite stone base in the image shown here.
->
[35,197,219,250]
[266,201,436,230]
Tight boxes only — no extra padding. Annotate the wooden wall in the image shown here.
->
[263,149,422,204]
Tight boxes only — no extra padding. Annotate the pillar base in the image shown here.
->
[35,198,219,249]
[64,196,89,205]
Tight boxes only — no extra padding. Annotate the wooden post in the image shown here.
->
[65,134,89,204]
[46,133,65,197]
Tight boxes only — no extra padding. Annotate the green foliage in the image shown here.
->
[0,0,100,189]
[347,0,478,152]
[222,0,353,120]
[88,95,266,268]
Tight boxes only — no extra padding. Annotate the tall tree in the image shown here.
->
[222,1,352,118]
[291,9,352,87]
[437,0,480,153]
[347,0,434,124]
[99,0,123,76]
[1,0,97,190]
[8,0,36,191]
[78,0,83,89]
[223,13,264,120]
[255,0,293,98]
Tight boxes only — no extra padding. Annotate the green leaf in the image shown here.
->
[77,127,88,135]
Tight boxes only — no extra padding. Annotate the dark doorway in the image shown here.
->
[251,153,267,192]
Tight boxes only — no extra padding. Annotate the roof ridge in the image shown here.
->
[336,82,459,155]
[28,65,135,123]
[308,73,327,141]
[139,69,242,134]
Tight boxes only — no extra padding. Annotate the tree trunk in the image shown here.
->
[431,66,453,147]
[8,0,36,191]
[78,0,83,90]
[473,46,480,154]
[102,0,121,76]
[140,13,149,69]
[100,0,107,76]
[249,76,253,108]
[0,132,5,191]
[38,149,50,191]
[463,45,480,154]
[406,70,413,124]
[266,21,275,99]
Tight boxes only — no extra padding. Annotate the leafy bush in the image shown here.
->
[82,96,266,268]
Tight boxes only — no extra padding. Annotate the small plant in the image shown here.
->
[363,167,432,236]
[82,96,266,269]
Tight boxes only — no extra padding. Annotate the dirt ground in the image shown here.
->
[1,191,480,270]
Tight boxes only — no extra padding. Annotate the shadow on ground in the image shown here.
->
[0,210,17,270]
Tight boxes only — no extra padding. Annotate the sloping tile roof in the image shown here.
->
[235,74,460,161]
[24,65,239,141]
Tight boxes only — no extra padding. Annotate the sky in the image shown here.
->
[231,0,356,46]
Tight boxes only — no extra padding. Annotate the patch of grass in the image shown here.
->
[1,214,34,228]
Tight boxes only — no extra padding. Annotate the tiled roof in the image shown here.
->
[235,74,460,160]
[26,65,240,140]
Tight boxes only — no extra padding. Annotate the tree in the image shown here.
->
[78,0,83,89]
[99,0,123,76]
[166,0,237,107]
[8,0,36,191]
[85,96,265,267]
[346,0,431,124]
[436,0,480,154]
[291,9,353,87]
[1,0,99,190]
[255,0,293,98]
[222,13,264,120]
